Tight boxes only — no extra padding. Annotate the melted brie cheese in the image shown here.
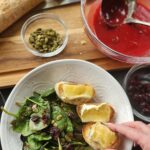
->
[80,103,114,122]
[90,122,118,149]
[62,84,94,99]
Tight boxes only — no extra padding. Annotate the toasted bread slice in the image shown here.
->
[77,103,115,123]
[82,122,120,150]
[55,81,95,105]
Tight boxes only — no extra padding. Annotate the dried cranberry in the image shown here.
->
[31,115,40,123]
[20,135,26,142]
[49,126,60,140]
[127,70,150,117]
[68,112,77,120]
[42,113,50,124]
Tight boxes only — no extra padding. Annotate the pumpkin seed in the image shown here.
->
[29,28,63,53]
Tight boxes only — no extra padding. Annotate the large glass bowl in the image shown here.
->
[81,0,150,64]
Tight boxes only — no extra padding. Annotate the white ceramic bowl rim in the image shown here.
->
[21,13,68,57]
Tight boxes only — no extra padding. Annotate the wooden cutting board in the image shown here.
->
[0,3,131,88]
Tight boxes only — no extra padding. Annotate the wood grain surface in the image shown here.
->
[0,3,131,88]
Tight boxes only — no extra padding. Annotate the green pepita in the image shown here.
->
[56,115,62,121]
[29,28,63,53]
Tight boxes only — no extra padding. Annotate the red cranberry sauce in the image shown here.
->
[127,68,150,117]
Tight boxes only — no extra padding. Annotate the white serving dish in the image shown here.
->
[0,59,133,150]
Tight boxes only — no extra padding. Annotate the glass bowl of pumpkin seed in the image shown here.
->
[21,13,68,57]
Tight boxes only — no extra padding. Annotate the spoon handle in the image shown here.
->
[125,18,150,26]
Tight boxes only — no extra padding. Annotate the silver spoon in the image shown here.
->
[102,0,150,27]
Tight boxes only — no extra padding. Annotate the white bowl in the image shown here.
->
[0,59,133,150]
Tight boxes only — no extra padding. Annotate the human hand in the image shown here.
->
[107,121,150,150]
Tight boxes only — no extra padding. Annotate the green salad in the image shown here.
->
[2,88,93,150]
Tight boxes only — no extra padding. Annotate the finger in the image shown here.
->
[107,123,144,145]
[122,121,150,133]
[107,123,117,131]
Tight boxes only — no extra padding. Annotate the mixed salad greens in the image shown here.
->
[2,88,93,150]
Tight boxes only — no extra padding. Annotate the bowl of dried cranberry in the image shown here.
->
[123,64,150,122]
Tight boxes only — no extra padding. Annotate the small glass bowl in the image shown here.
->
[123,64,150,122]
[21,13,68,57]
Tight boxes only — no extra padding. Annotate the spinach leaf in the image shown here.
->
[2,102,33,136]
[11,100,34,136]
[26,97,46,108]
[40,88,55,98]
[33,91,41,98]
[66,118,73,133]
[12,93,51,136]
[61,103,75,115]
[29,112,50,131]
[28,99,51,131]
[23,132,51,150]
[51,104,73,133]
[16,100,33,118]
[52,105,67,131]
[12,120,33,137]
